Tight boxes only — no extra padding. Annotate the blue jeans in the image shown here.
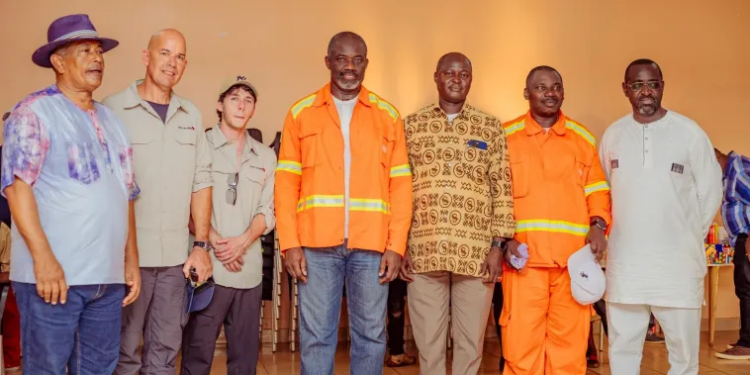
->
[298,246,388,375]
[12,282,125,375]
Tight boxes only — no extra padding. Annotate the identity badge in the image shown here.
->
[467,139,488,150]
[671,163,684,174]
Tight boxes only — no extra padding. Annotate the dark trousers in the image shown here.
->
[492,282,503,357]
[117,266,188,375]
[734,234,750,348]
[593,299,608,336]
[181,284,263,375]
[387,278,407,355]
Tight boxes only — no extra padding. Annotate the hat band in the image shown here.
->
[53,29,99,43]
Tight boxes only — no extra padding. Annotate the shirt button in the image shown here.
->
[645,137,649,140]
[645,150,649,153]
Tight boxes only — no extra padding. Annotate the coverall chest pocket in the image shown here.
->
[575,156,591,189]
[510,158,528,198]
[299,126,321,169]
[380,126,396,172]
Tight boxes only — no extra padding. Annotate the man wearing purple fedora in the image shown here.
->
[1,14,141,375]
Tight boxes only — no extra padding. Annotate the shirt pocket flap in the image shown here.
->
[175,130,196,146]
[129,126,158,145]
[245,166,267,185]
[213,161,235,174]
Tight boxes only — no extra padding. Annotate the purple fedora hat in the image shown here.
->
[32,14,119,68]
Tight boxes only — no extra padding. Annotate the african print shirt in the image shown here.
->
[404,102,515,277]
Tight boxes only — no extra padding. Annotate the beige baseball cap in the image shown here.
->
[219,75,258,99]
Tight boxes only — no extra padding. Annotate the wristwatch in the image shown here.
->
[590,218,607,232]
[193,241,213,252]
[491,239,505,250]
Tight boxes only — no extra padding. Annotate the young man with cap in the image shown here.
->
[600,59,722,375]
[500,66,611,375]
[103,29,214,375]
[180,76,276,374]
[2,14,140,374]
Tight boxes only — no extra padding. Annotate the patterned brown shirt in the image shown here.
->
[404,103,515,277]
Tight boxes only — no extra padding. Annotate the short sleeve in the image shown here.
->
[1,107,50,196]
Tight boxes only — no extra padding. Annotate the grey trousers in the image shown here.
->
[180,284,263,375]
[115,266,188,375]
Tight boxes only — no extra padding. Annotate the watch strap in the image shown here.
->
[193,241,212,252]
[591,218,607,231]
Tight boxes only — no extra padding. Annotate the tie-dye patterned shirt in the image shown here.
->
[1,84,139,285]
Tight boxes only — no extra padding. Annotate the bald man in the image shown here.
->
[401,52,515,375]
[103,29,214,375]
[276,31,412,375]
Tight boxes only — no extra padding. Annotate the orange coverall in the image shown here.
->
[274,83,413,255]
[500,111,611,375]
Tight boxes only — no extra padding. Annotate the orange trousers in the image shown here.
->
[500,267,590,375]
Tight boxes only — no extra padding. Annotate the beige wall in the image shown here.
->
[2,0,749,333]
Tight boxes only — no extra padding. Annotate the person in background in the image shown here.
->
[713,148,750,360]
[103,28,214,375]
[501,65,611,375]
[386,278,417,367]
[0,111,21,373]
[275,31,412,375]
[2,14,140,374]
[600,59,723,375]
[401,52,514,375]
[180,76,276,374]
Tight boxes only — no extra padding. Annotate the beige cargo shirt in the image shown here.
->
[197,127,276,289]
[102,80,213,267]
